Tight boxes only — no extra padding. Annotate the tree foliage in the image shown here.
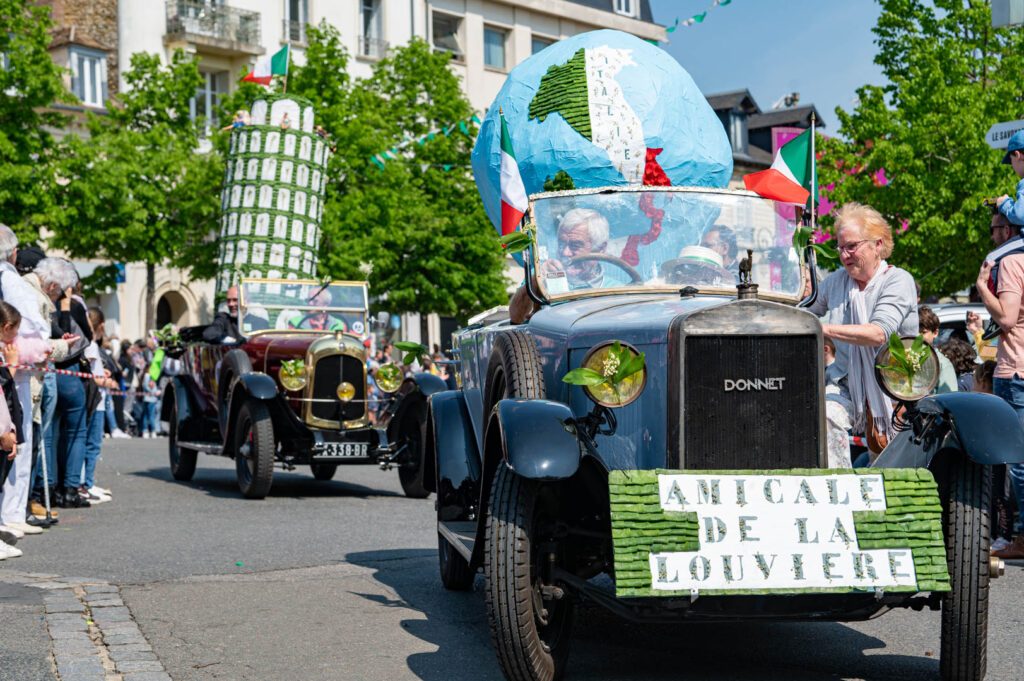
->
[285,24,507,319]
[0,0,70,240]
[48,51,222,280]
[819,0,1024,295]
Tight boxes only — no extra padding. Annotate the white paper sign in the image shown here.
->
[649,473,917,591]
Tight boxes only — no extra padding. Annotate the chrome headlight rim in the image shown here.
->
[278,364,308,392]
[873,335,940,402]
[580,341,647,408]
[375,363,403,394]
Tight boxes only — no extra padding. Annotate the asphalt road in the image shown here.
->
[1,438,1022,681]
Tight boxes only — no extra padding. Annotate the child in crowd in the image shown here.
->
[0,302,24,557]
[973,360,996,395]
[939,338,978,392]
[141,367,160,439]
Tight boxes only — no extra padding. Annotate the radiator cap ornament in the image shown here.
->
[736,249,757,300]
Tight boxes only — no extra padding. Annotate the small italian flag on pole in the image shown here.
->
[499,109,528,236]
[743,127,813,205]
[242,45,289,85]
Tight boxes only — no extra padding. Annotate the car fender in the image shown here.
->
[162,377,202,442]
[490,399,583,480]
[470,398,583,567]
[222,372,279,454]
[381,372,449,439]
[428,390,480,517]
[875,392,1024,468]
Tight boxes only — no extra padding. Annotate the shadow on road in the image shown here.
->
[346,548,941,681]
[130,466,402,500]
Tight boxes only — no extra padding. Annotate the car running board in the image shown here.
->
[438,520,476,562]
[176,441,223,454]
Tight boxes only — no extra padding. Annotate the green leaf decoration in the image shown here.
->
[811,242,839,269]
[280,358,305,376]
[394,340,428,366]
[499,230,533,254]
[615,351,646,385]
[562,367,608,386]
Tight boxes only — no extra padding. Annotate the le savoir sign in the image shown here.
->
[609,469,949,597]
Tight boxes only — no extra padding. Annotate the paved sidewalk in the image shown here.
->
[0,571,171,681]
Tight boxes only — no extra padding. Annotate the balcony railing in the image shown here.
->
[166,1,261,50]
[358,35,389,59]
[283,20,308,44]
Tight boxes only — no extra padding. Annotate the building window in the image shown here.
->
[69,46,107,108]
[531,35,555,55]
[360,0,386,58]
[431,12,463,61]
[729,111,748,154]
[284,0,308,43]
[484,26,507,70]
[613,0,637,18]
[190,70,229,135]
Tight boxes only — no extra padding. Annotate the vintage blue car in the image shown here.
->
[392,186,1024,681]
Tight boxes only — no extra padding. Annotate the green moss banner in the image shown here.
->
[610,468,949,598]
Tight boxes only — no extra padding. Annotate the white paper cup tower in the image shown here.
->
[216,93,331,299]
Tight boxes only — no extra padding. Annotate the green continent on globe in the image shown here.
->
[528,48,592,141]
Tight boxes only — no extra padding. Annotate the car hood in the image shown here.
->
[528,293,735,350]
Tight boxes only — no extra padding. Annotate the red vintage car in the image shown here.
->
[161,278,442,499]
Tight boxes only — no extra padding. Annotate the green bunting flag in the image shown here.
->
[665,0,734,34]
[368,113,482,169]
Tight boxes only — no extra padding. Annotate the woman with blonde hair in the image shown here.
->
[808,202,919,459]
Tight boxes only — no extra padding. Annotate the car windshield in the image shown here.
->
[530,187,805,300]
[237,279,369,336]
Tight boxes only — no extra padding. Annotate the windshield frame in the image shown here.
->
[526,185,807,305]
[237,277,370,336]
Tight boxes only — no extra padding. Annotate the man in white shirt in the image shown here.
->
[0,225,52,537]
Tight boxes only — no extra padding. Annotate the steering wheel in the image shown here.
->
[567,253,644,284]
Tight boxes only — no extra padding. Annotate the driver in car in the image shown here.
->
[202,285,270,343]
[538,208,611,290]
[287,288,348,331]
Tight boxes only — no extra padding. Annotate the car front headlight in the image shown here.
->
[336,381,356,402]
[375,363,403,393]
[874,335,939,401]
[578,342,647,408]
[279,360,308,392]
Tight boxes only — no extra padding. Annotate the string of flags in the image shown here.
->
[370,114,482,169]
[665,0,733,33]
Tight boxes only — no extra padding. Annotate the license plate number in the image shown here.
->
[316,442,368,459]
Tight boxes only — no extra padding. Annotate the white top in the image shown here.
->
[84,341,106,411]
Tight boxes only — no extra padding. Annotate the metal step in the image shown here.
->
[438,520,476,562]
[176,441,222,454]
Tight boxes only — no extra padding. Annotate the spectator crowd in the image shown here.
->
[0,226,172,561]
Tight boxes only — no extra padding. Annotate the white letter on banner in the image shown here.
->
[656,556,679,584]
[763,479,783,504]
[703,516,727,543]
[754,553,777,579]
[827,478,850,505]
[696,479,720,505]
[860,477,885,506]
[664,480,687,507]
[794,517,820,544]
[830,517,854,547]
[738,516,760,542]
[795,479,818,504]
[689,556,711,581]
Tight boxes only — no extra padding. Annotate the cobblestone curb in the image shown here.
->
[0,571,171,681]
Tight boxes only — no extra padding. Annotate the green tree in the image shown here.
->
[0,0,69,240]
[819,0,1024,296]
[49,51,222,330]
[284,24,507,319]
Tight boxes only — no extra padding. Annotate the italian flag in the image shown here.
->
[743,128,813,205]
[499,110,527,235]
[242,45,289,85]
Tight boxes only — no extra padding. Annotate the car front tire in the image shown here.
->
[311,463,337,481]
[940,453,991,681]
[235,400,275,499]
[485,466,574,681]
[168,399,197,482]
[397,401,431,499]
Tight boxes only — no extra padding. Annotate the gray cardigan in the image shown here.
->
[808,264,919,383]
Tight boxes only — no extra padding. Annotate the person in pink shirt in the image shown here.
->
[977,253,1024,559]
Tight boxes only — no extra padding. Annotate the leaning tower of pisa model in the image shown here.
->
[216,93,331,298]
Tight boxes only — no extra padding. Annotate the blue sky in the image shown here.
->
[648,0,887,134]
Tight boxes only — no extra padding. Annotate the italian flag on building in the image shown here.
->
[243,45,289,85]
[743,127,813,205]
[499,110,528,235]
